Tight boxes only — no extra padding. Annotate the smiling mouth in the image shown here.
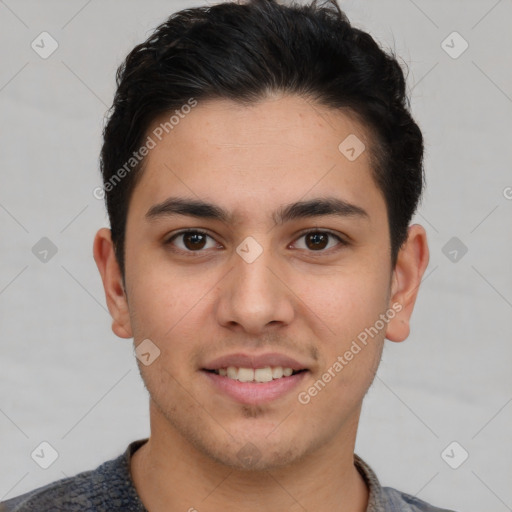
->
[203,366,307,383]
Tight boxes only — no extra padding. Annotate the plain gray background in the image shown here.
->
[1,1,511,510]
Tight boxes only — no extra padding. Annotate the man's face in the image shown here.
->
[121,95,395,470]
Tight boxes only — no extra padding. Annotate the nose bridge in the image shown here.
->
[236,241,275,296]
[217,235,294,332]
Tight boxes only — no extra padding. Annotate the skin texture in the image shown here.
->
[93,94,429,512]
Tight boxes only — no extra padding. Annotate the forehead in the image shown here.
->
[128,95,385,225]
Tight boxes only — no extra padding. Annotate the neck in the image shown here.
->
[130,403,369,512]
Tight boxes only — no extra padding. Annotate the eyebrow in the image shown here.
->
[145,196,369,225]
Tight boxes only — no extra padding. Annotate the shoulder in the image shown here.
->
[381,485,459,512]
[353,454,458,512]
[0,442,146,512]
[0,468,105,512]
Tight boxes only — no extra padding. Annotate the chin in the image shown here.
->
[175,417,305,471]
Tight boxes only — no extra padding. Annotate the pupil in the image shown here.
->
[307,233,327,250]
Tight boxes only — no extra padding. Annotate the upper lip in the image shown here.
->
[202,352,309,371]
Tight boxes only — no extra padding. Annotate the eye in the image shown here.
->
[165,230,220,252]
[164,228,348,255]
[292,230,347,252]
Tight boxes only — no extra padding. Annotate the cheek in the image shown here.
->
[297,274,387,410]
[126,252,205,338]
[126,265,215,380]
[294,262,390,342]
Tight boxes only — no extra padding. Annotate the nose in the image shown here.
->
[215,241,295,335]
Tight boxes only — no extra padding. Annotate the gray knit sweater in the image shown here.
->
[0,438,456,511]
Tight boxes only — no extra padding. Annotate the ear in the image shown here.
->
[385,224,430,343]
[93,227,133,339]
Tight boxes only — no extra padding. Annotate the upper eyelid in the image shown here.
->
[166,228,216,243]
[291,230,348,250]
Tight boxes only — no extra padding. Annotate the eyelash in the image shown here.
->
[164,229,348,256]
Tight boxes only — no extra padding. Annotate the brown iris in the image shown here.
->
[304,232,329,250]
[182,232,208,250]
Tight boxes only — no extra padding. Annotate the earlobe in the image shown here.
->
[93,228,133,339]
[385,224,430,343]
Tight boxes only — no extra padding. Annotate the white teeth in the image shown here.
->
[272,367,284,379]
[217,366,299,382]
[237,367,254,382]
[254,367,273,382]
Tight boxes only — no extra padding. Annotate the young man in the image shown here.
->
[1,0,455,511]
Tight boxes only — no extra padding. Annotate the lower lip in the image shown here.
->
[202,370,308,405]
